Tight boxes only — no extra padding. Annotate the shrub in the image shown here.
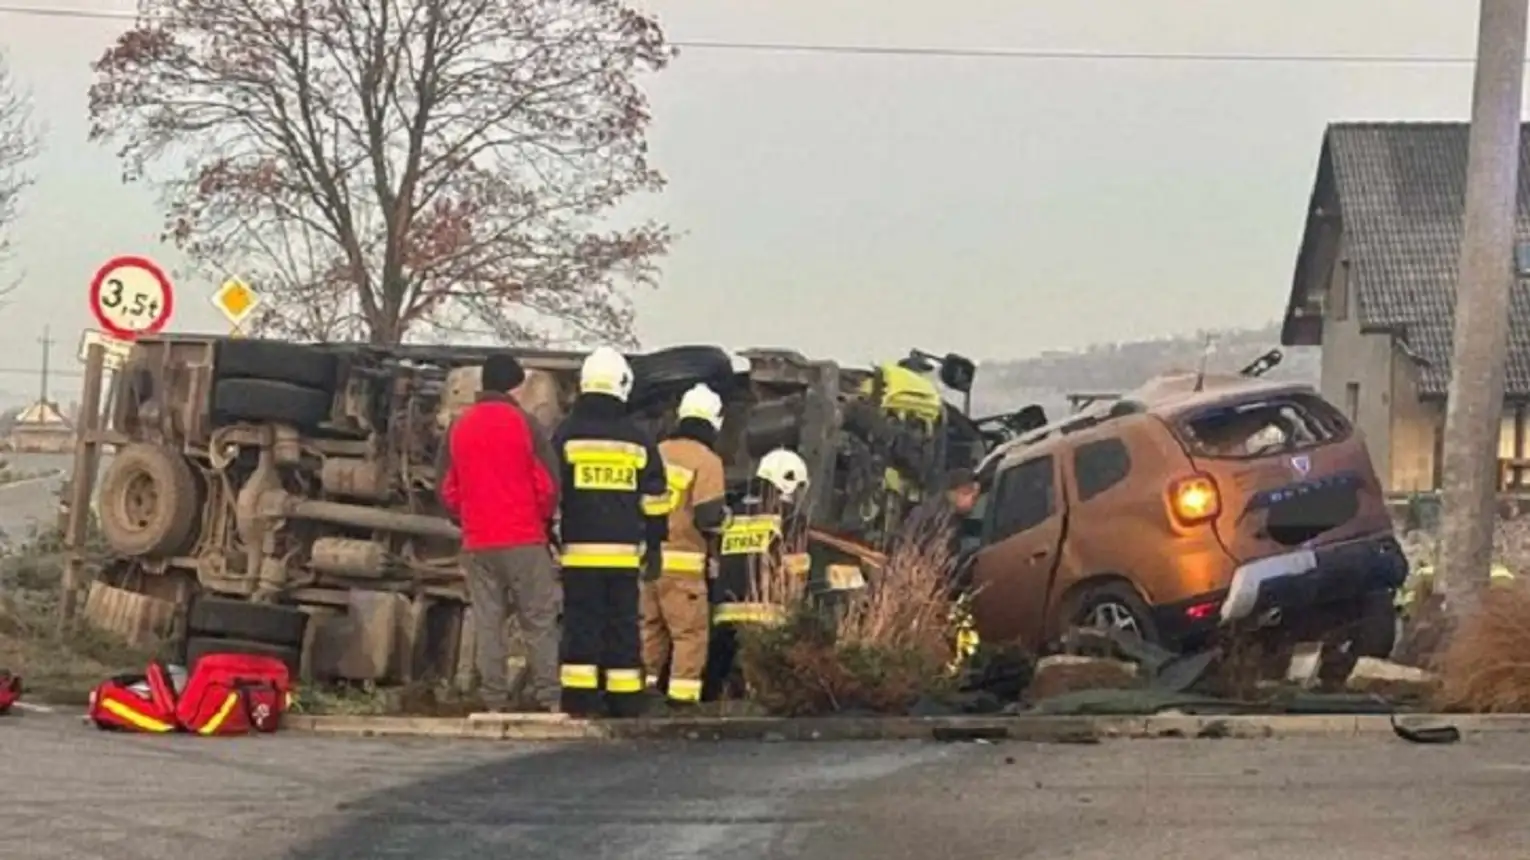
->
[737,524,959,716]
[1433,582,1530,713]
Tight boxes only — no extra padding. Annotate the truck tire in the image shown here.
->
[97,444,202,557]
[212,378,332,427]
[185,636,301,676]
[630,346,739,404]
[744,397,803,455]
[215,339,339,390]
[187,597,308,648]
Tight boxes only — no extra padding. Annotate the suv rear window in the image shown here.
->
[1073,438,1131,501]
[1176,393,1348,459]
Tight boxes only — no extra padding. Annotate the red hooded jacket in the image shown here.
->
[439,394,559,550]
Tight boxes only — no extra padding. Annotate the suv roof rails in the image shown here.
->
[991,398,1148,460]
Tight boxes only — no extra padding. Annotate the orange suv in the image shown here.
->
[962,371,1406,671]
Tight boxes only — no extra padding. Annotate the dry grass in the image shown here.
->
[738,525,959,716]
[836,528,959,662]
[1433,582,1530,712]
[0,527,155,704]
[743,528,811,618]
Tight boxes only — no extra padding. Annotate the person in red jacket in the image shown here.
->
[439,353,562,713]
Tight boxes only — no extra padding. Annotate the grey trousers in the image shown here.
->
[465,546,561,709]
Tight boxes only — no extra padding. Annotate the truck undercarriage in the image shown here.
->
[66,336,1020,684]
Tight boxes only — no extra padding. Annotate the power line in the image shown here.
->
[0,3,1496,66]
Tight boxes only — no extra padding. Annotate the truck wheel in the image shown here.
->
[212,379,332,427]
[97,444,202,557]
[185,636,301,676]
[630,346,739,404]
[215,340,339,390]
[187,597,308,648]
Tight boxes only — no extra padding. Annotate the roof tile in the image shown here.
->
[1326,122,1530,396]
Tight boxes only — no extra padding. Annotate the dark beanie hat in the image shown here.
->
[482,353,527,392]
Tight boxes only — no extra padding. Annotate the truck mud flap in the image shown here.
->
[212,378,332,427]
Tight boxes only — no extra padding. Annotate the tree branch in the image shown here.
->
[90,0,672,345]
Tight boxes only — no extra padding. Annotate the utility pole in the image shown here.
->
[1437,0,1529,623]
[36,325,51,405]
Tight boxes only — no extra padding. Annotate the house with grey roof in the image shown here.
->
[1281,121,1530,494]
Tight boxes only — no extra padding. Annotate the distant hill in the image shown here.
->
[970,321,1318,419]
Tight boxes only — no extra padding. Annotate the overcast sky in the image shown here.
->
[0,0,1501,401]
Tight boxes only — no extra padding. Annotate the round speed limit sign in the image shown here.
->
[89,255,174,340]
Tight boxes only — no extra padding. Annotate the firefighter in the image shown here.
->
[640,383,732,707]
[702,447,812,701]
[552,346,669,718]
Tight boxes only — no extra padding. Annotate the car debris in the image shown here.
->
[65,337,1031,686]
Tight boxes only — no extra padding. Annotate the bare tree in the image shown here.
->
[0,52,39,302]
[89,0,673,345]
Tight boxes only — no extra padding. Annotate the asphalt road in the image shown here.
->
[3,710,1528,860]
[0,453,72,544]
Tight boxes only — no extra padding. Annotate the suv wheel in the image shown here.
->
[1066,581,1162,645]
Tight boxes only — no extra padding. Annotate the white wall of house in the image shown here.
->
[1317,248,1395,485]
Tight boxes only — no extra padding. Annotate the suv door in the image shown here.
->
[968,453,1066,649]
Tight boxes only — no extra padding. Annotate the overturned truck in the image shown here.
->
[68,336,1016,683]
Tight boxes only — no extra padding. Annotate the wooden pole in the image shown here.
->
[58,343,106,633]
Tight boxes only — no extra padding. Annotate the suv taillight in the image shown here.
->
[1169,474,1220,525]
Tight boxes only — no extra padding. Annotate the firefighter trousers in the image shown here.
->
[702,621,745,702]
[640,573,709,703]
[559,568,644,717]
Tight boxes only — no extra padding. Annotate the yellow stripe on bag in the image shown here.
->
[197,692,242,735]
[101,698,174,733]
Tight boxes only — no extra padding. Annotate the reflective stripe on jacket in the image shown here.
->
[656,437,727,574]
[552,397,668,554]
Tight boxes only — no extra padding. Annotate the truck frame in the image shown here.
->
[63,336,1000,685]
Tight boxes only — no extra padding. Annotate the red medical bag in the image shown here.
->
[89,662,179,733]
[88,653,291,736]
[176,653,290,735]
[0,671,21,714]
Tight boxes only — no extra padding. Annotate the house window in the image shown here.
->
[1345,382,1360,422]
[1332,260,1350,321]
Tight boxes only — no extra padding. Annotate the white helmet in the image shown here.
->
[756,448,810,501]
[676,383,724,430]
[579,346,634,401]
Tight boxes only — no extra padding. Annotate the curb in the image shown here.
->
[282,713,1530,743]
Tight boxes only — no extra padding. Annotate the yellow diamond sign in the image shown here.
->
[212,278,260,327]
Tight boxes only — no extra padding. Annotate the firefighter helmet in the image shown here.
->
[677,383,724,429]
[579,347,634,401]
[756,448,810,501]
